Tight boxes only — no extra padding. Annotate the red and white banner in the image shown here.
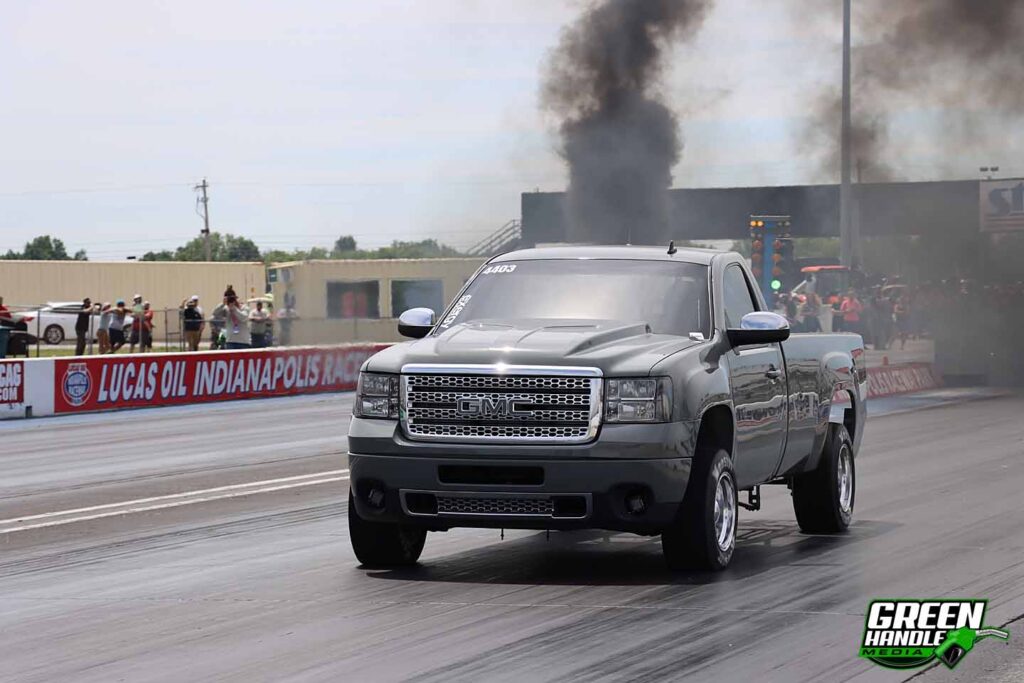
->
[0,360,24,405]
[52,345,387,414]
[867,363,941,398]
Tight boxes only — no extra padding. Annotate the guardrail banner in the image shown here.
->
[867,362,941,398]
[52,345,386,414]
[0,361,24,406]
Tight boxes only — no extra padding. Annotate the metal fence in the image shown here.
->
[0,302,332,357]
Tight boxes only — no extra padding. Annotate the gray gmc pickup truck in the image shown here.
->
[348,246,866,570]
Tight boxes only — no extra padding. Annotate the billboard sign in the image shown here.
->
[52,345,385,414]
[0,361,24,405]
[980,179,1024,232]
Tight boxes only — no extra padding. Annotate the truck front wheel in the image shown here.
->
[662,449,737,571]
[792,424,855,533]
[348,491,426,568]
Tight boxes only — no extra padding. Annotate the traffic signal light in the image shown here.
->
[749,220,765,282]
[750,215,792,296]
[773,236,794,291]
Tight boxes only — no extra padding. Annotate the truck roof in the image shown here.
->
[491,245,724,266]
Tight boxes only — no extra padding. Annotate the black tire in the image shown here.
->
[662,449,737,571]
[348,491,426,568]
[792,424,855,533]
[43,325,64,345]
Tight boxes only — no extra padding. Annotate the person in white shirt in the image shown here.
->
[248,301,270,348]
[211,293,251,349]
[96,303,113,354]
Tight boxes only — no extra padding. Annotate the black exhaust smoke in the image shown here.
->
[804,0,1024,181]
[542,0,713,244]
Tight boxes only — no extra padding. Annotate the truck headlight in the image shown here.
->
[605,378,672,423]
[354,372,399,419]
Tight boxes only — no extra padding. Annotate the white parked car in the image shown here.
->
[29,302,134,345]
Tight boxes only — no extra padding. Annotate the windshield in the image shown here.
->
[435,259,710,338]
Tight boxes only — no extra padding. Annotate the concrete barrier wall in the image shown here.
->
[0,349,943,421]
[866,363,941,398]
[0,343,386,419]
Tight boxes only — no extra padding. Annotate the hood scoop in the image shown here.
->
[435,319,651,356]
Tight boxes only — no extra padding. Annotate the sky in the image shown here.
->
[2,0,1021,260]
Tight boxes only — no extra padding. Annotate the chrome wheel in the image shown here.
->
[837,445,854,515]
[714,471,737,552]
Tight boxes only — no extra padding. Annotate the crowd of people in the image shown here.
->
[8,285,281,357]
[776,288,902,350]
[776,277,1024,354]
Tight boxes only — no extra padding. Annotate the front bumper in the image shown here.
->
[349,452,692,535]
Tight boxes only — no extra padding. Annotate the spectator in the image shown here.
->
[893,294,911,350]
[74,298,94,355]
[181,295,204,352]
[840,289,865,337]
[276,304,298,346]
[96,303,113,355]
[108,300,130,352]
[129,301,154,353]
[801,290,822,333]
[826,290,842,331]
[872,291,894,350]
[209,298,226,351]
[781,294,801,332]
[248,300,270,348]
[0,296,10,321]
[212,292,251,349]
[142,302,155,351]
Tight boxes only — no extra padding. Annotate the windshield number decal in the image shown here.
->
[439,295,472,328]
[481,264,516,275]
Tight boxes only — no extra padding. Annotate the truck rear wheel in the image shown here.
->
[662,449,737,571]
[792,424,855,533]
[348,491,426,568]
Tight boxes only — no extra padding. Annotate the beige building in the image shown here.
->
[268,258,485,344]
[0,260,266,314]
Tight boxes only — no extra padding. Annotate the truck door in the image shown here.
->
[721,264,787,488]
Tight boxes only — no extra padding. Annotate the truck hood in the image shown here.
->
[365,319,698,377]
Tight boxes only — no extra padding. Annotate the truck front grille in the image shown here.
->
[401,490,591,519]
[401,365,602,444]
[437,495,553,516]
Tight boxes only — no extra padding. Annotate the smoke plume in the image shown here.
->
[542,0,712,244]
[806,1,1024,181]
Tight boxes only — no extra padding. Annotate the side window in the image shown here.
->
[722,265,757,328]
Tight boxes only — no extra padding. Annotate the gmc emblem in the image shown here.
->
[457,396,533,418]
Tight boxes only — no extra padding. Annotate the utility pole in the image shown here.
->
[838,0,860,270]
[194,178,212,261]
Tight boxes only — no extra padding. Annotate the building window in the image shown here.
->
[327,281,380,319]
[391,279,444,318]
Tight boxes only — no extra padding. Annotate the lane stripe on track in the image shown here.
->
[0,469,349,535]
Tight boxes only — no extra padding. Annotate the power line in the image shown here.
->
[0,183,190,197]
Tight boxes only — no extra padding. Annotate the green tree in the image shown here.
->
[262,246,330,264]
[142,232,262,262]
[141,249,175,261]
[264,236,463,264]
[332,235,357,255]
[3,235,86,260]
[363,239,462,259]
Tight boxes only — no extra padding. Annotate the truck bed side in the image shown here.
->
[775,332,866,477]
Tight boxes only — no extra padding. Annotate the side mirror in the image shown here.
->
[727,311,790,347]
[397,307,435,339]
